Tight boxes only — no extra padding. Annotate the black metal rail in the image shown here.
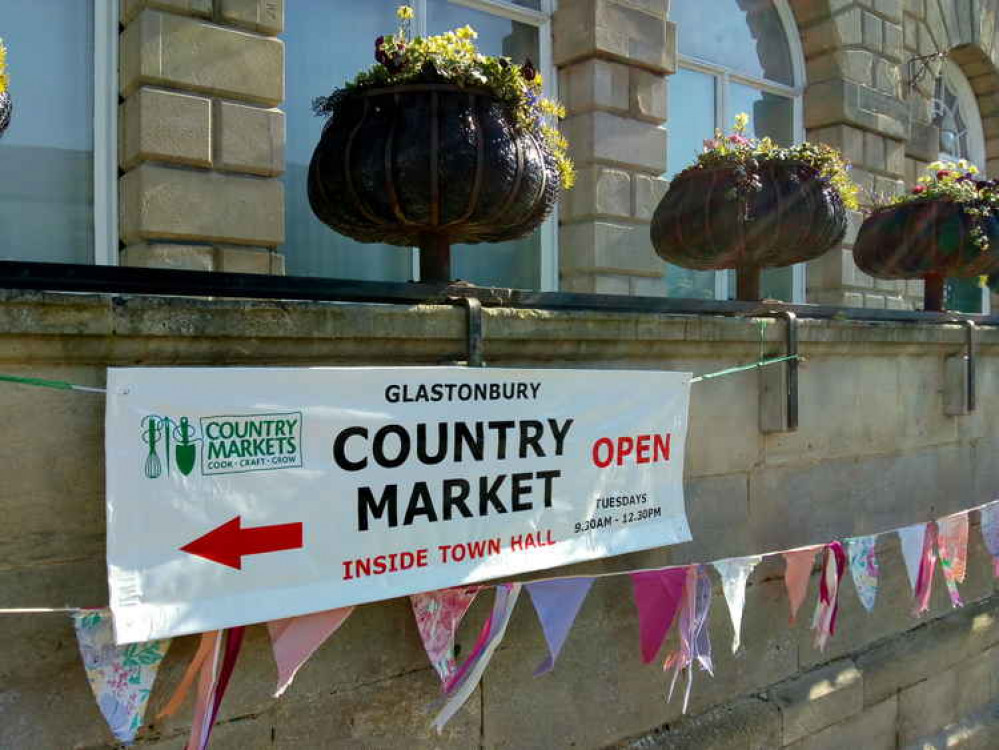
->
[1,260,997,326]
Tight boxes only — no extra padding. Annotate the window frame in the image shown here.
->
[94,0,119,266]
[405,0,559,289]
[672,0,807,303]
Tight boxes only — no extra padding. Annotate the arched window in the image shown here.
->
[665,0,805,301]
[934,59,990,313]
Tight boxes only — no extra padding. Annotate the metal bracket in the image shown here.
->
[459,297,485,367]
[944,320,976,416]
[759,311,799,433]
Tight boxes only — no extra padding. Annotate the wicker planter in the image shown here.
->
[853,200,999,311]
[0,91,10,139]
[308,83,560,282]
[650,161,848,300]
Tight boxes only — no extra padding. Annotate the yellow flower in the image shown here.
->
[396,5,414,20]
[733,112,750,132]
[0,40,7,96]
[456,25,478,40]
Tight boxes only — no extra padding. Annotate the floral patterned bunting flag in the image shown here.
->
[846,535,880,613]
[73,609,171,744]
[411,586,481,684]
[937,512,969,607]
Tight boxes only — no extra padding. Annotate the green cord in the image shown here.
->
[689,354,799,384]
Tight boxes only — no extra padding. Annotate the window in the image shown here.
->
[0,0,115,265]
[934,59,990,314]
[665,0,805,301]
[282,0,556,289]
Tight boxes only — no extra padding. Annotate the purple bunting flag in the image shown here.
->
[526,578,594,675]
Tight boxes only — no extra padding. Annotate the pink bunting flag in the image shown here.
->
[73,609,171,744]
[663,565,713,713]
[811,542,847,651]
[783,547,820,623]
[914,522,939,616]
[937,513,969,608]
[411,586,481,684]
[630,568,687,663]
[267,607,354,697]
[433,583,521,732]
[525,578,594,675]
[981,502,999,577]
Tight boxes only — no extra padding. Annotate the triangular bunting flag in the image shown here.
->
[663,565,713,713]
[981,502,999,577]
[186,627,245,750]
[897,523,926,593]
[433,583,521,732]
[630,568,687,663]
[268,607,354,697]
[526,578,594,675]
[846,535,880,613]
[783,547,819,623]
[914,522,939,616]
[74,609,171,745]
[938,512,969,608]
[411,586,481,684]
[712,555,761,653]
[811,542,847,651]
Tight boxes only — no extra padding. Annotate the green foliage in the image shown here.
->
[680,113,860,210]
[313,6,574,190]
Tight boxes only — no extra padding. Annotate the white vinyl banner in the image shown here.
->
[106,366,692,643]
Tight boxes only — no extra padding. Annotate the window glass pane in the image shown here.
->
[0,0,93,263]
[282,1,413,281]
[672,0,793,85]
[428,1,542,288]
[946,279,983,313]
[664,68,716,299]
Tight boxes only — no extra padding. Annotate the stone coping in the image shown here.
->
[0,288,997,364]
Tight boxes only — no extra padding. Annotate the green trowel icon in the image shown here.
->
[173,417,197,476]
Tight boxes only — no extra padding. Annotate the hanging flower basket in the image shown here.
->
[853,161,999,311]
[651,115,856,300]
[308,7,572,283]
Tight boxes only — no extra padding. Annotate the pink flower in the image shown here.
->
[937,170,950,180]
[729,134,750,146]
[912,185,927,194]
[702,138,720,150]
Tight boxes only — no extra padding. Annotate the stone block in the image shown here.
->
[272,667,479,749]
[138,715,275,749]
[629,275,668,297]
[804,79,907,140]
[562,59,630,114]
[216,246,285,275]
[219,0,284,34]
[215,101,285,177]
[120,10,284,106]
[669,473,751,562]
[885,137,905,174]
[802,11,862,57]
[792,0,853,26]
[908,120,939,161]
[924,0,951,48]
[121,0,211,24]
[785,697,897,750]
[121,243,215,271]
[632,173,667,220]
[857,598,999,706]
[120,87,212,170]
[554,0,673,73]
[559,220,662,275]
[864,131,888,171]
[120,164,285,247]
[903,13,918,51]
[809,124,864,163]
[562,111,668,173]
[630,67,667,122]
[875,0,903,22]
[771,659,864,745]
[863,11,884,50]
[807,49,874,86]
[616,697,781,750]
[562,165,632,220]
[898,670,960,744]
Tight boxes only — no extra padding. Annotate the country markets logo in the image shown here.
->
[140,412,303,478]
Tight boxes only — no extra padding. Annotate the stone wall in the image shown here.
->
[0,289,997,748]
[118,0,286,274]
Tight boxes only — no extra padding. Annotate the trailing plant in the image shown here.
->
[313,5,574,190]
[878,160,999,253]
[683,113,859,210]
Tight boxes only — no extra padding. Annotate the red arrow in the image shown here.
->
[180,516,303,570]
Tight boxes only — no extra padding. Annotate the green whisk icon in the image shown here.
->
[141,415,164,479]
